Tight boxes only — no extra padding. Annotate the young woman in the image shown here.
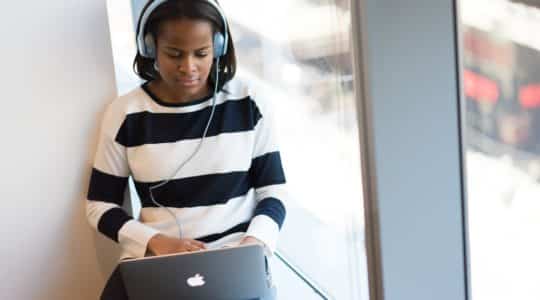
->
[85,0,287,298]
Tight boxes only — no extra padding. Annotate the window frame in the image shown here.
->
[352,0,470,299]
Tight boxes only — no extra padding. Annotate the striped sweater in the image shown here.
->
[85,78,287,261]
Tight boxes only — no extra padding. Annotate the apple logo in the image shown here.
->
[187,273,206,287]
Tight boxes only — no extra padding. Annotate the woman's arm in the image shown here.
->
[243,95,288,255]
[85,101,161,258]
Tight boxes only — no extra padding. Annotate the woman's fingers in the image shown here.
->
[147,236,208,256]
[190,240,206,249]
[185,243,198,251]
[179,239,205,252]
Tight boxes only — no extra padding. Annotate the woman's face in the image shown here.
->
[154,18,215,102]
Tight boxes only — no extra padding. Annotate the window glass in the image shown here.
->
[219,1,366,299]
[460,0,540,298]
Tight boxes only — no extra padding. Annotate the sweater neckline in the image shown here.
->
[141,82,213,108]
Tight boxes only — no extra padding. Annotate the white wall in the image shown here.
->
[0,1,121,299]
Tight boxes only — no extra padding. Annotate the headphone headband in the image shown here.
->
[136,0,229,59]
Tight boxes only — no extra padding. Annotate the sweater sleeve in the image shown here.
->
[85,101,160,259]
[245,95,288,256]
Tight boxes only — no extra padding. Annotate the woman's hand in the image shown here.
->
[147,233,206,256]
[239,236,265,248]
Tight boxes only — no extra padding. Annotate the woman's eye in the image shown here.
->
[165,52,207,58]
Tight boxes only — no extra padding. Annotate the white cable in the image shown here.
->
[148,57,221,239]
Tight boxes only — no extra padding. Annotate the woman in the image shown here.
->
[85,0,287,298]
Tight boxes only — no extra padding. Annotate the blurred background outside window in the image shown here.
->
[460,0,540,299]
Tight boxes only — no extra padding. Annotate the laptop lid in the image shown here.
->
[119,244,269,300]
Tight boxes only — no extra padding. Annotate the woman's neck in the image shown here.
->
[147,79,211,105]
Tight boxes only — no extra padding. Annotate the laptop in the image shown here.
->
[119,244,272,300]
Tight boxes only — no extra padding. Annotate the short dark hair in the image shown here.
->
[133,0,237,91]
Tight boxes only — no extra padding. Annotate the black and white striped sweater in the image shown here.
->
[85,79,287,260]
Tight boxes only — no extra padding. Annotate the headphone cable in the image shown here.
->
[148,57,221,240]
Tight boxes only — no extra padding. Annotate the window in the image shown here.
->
[218,0,367,298]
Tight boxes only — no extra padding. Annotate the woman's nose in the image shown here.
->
[178,56,196,74]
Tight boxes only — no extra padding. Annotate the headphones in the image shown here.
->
[136,0,229,60]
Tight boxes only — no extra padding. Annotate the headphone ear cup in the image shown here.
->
[213,32,226,58]
[144,33,156,58]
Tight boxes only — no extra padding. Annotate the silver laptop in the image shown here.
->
[119,244,271,300]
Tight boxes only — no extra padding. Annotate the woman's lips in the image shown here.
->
[178,77,199,87]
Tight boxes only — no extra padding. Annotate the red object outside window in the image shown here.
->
[519,84,540,109]
[463,69,499,103]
